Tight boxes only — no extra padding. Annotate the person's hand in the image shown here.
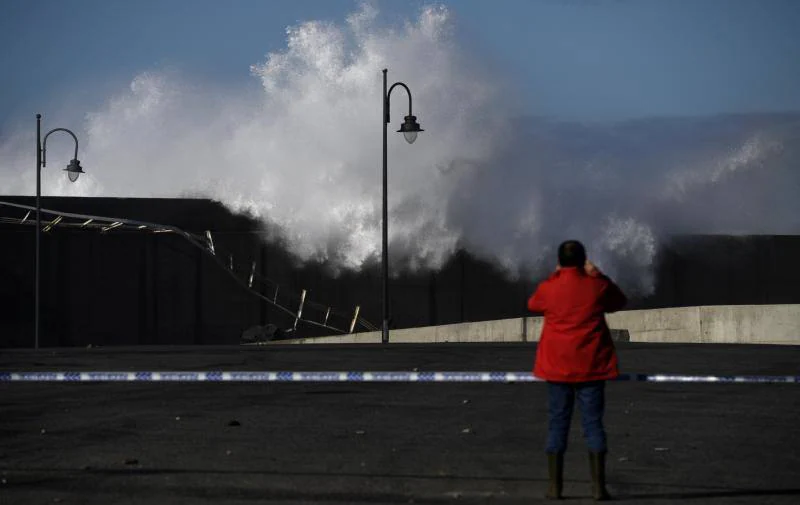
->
[584,260,601,276]
[555,264,561,272]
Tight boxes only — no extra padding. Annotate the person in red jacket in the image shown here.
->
[527,240,626,501]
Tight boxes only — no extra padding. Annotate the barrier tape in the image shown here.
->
[0,372,797,383]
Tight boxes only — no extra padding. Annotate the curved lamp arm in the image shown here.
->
[385,82,414,124]
[42,128,79,168]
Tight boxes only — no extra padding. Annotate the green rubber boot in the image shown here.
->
[588,451,611,501]
[546,452,564,499]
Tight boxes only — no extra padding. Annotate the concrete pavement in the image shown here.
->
[1,343,799,504]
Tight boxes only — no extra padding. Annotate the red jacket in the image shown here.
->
[527,267,626,382]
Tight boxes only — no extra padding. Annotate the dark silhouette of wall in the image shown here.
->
[1,196,799,348]
[644,235,800,307]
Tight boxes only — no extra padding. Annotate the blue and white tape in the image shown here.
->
[0,371,797,383]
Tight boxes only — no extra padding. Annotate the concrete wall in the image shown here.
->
[276,304,800,346]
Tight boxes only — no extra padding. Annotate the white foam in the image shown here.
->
[1,4,798,296]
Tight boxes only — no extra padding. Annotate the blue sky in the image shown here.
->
[1,0,799,124]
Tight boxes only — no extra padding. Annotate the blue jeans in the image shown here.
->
[546,381,607,453]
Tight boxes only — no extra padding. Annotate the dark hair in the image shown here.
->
[558,240,586,268]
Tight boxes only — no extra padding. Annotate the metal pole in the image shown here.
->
[382,69,389,344]
[35,114,41,350]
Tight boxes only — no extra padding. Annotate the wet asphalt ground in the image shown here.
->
[1,342,799,504]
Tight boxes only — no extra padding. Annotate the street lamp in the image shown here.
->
[382,69,423,344]
[35,113,84,349]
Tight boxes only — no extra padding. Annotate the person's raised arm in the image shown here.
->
[527,284,547,313]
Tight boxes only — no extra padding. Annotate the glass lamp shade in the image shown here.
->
[65,159,84,182]
[397,115,423,145]
[402,131,418,144]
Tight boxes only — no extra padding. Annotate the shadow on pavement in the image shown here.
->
[2,467,546,503]
[2,467,546,483]
[4,469,800,503]
[617,488,800,501]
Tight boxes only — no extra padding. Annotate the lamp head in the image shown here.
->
[397,115,423,144]
[64,159,84,183]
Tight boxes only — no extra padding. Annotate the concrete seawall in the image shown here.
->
[274,304,800,345]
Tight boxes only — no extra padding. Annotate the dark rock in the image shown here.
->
[240,324,284,344]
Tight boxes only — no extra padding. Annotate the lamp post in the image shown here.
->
[382,69,423,344]
[35,113,84,349]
